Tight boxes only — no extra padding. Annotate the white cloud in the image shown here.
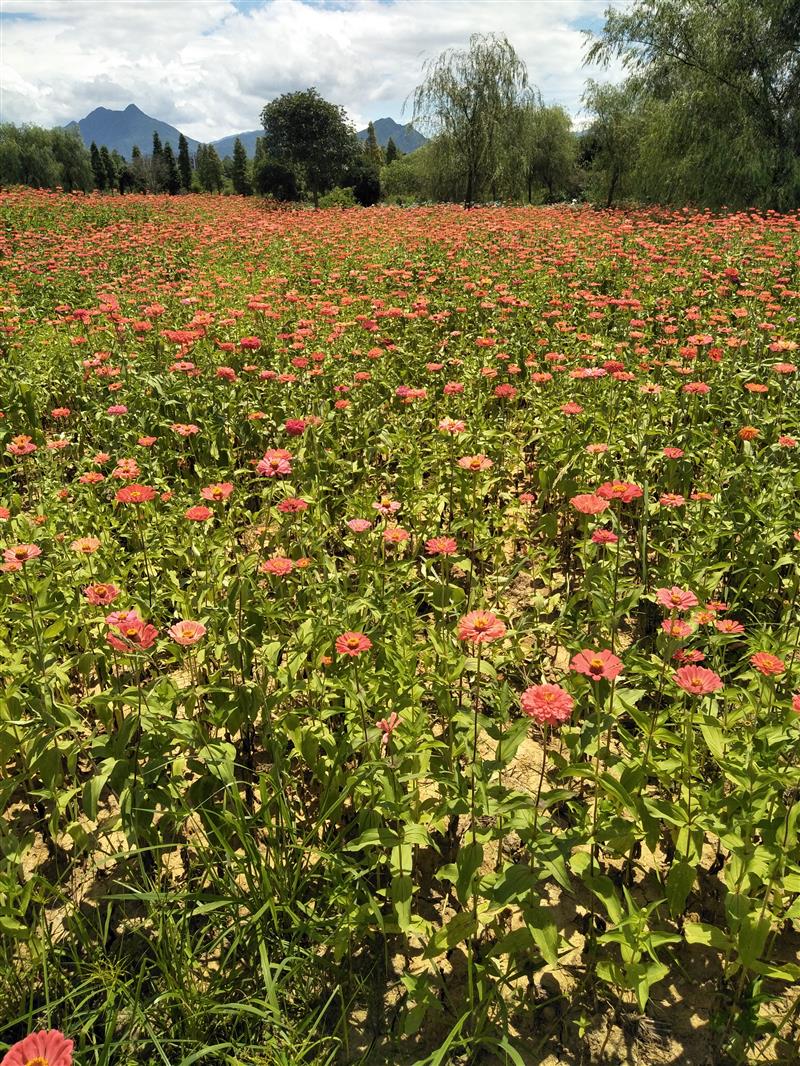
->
[0,0,626,138]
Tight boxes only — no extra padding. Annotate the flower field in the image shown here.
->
[2,189,800,1065]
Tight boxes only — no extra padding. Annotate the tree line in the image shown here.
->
[1,0,797,210]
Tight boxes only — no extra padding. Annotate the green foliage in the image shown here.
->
[412,33,528,205]
[0,124,92,192]
[586,0,800,209]
[253,158,299,201]
[177,133,192,191]
[385,136,399,165]
[196,143,224,193]
[231,137,252,196]
[317,185,356,208]
[261,88,360,207]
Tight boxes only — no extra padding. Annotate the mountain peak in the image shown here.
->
[356,116,427,154]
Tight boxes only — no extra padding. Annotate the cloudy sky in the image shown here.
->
[1,0,626,139]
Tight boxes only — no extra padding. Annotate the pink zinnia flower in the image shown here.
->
[750,652,785,677]
[169,620,207,646]
[570,494,609,515]
[673,666,723,696]
[3,543,42,565]
[0,1029,73,1066]
[656,587,699,611]
[115,483,156,504]
[261,556,295,576]
[257,449,292,476]
[591,529,618,544]
[659,493,686,507]
[520,684,574,726]
[714,619,745,635]
[792,694,800,715]
[570,648,624,681]
[438,417,466,434]
[457,610,506,645]
[372,497,401,516]
[84,582,120,606]
[383,526,409,545]
[458,455,493,472]
[335,631,372,656]
[106,612,158,653]
[662,618,694,638]
[425,536,458,556]
[200,482,234,502]
[185,505,213,522]
[278,497,309,513]
[71,537,101,554]
[662,447,685,458]
[596,481,643,503]
[347,518,372,534]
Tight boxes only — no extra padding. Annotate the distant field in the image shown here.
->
[2,190,800,1065]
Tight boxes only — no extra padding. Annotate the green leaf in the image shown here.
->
[684,922,730,950]
[666,859,696,918]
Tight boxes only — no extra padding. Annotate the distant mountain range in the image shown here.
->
[355,117,427,154]
[65,104,426,159]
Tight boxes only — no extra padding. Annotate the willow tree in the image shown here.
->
[587,0,800,209]
[412,33,528,207]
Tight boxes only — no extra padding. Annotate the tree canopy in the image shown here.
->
[261,88,359,207]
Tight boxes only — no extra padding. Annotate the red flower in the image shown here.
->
[457,610,506,645]
[591,528,618,544]
[570,493,609,515]
[115,484,156,504]
[570,648,624,681]
[750,652,785,677]
[185,505,213,522]
[200,482,234,502]
[673,666,723,696]
[596,481,643,503]
[106,610,158,653]
[284,418,307,436]
[84,582,120,606]
[0,1029,73,1066]
[520,684,574,726]
[383,526,409,545]
[335,631,372,656]
[261,556,295,576]
[425,536,458,556]
[714,619,745,635]
[278,497,309,513]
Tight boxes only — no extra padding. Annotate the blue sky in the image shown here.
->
[1,0,626,140]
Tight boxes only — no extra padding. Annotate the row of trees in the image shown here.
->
[2,0,797,210]
[583,0,800,211]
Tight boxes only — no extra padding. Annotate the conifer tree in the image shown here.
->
[163,142,181,194]
[385,136,399,164]
[363,121,383,170]
[100,145,116,192]
[177,133,192,190]
[90,141,106,190]
[231,137,251,194]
